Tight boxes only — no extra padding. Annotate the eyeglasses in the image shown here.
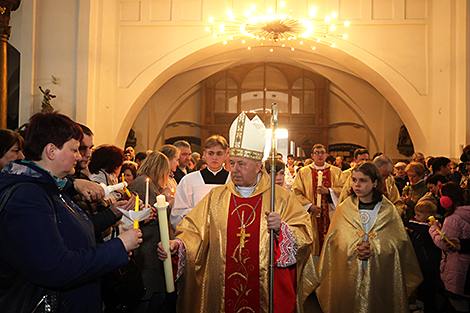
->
[313,151,326,155]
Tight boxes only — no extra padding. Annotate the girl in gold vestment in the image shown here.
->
[316,162,422,313]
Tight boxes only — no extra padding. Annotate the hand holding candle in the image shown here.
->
[316,171,323,217]
[429,216,455,248]
[145,177,150,210]
[155,194,175,293]
[133,195,140,229]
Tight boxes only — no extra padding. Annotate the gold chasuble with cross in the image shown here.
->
[174,170,318,313]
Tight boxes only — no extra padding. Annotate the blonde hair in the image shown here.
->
[137,151,170,188]
[415,200,437,215]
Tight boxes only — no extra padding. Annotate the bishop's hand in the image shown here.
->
[265,211,281,235]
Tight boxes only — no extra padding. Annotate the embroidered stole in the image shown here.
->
[311,167,332,251]
[225,194,262,313]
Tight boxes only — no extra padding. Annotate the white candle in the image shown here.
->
[316,170,323,207]
[155,194,175,293]
[100,182,128,198]
[145,177,150,209]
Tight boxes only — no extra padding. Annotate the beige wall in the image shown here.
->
[8,0,470,158]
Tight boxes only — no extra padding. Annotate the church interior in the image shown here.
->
[3,0,469,160]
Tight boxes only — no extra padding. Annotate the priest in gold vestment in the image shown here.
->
[158,112,318,313]
[316,162,422,313]
[293,144,343,255]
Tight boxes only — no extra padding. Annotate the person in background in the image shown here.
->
[419,174,448,219]
[135,152,147,167]
[0,112,142,312]
[325,155,336,166]
[0,129,24,171]
[196,158,207,171]
[173,140,192,183]
[170,135,230,229]
[128,151,175,313]
[394,161,408,196]
[89,145,126,203]
[429,182,470,313]
[265,159,287,188]
[404,201,441,313]
[316,162,422,313]
[158,144,180,196]
[188,157,196,171]
[294,143,343,256]
[125,146,136,162]
[402,162,429,219]
[191,151,201,164]
[432,157,452,180]
[120,162,137,186]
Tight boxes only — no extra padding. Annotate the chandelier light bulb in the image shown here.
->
[250,4,256,11]
[209,17,215,23]
[244,9,251,17]
[330,25,336,31]
[300,41,303,45]
[325,16,331,22]
[242,40,246,43]
[330,43,335,47]
[280,1,285,8]
[344,21,350,26]
[267,7,274,14]
[291,47,295,51]
[312,46,316,50]
[342,34,347,39]
[213,34,217,38]
[248,46,251,50]
[270,48,273,52]
[331,12,338,18]
[219,24,225,33]
[309,7,317,17]
[205,27,211,31]
[223,41,228,44]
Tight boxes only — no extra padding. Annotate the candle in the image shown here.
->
[316,171,323,217]
[145,177,150,210]
[133,195,140,229]
[122,173,125,183]
[100,181,128,198]
[429,216,455,247]
[155,194,175,292]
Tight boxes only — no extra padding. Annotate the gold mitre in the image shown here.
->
[229,112,266,161]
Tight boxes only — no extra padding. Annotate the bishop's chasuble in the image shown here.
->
[293,163,343,255]
[316,195,422,313]
[174,170,318,313]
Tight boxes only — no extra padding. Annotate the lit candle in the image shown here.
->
[316,170,323,208]
[145,177,150,210]
[122,173,125,183]
[133,195,140,229]
[155,194,175,292]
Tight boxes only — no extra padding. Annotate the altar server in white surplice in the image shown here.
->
[170,135,230,229]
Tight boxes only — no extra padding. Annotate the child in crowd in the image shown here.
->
[264,159,287,189]
[430,182,470,313]
[404,201,442,313]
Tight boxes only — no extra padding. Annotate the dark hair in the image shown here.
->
[461,152,470,163]
[432,157,451,173]
[427,157,435,168]
[120,163,137,179]
[24,112,83,161]
[135,152,147,162]
[88,145,125,174]
[311,144,326,153]
[425,174,448,186]
[196,158,207,170]
[441,182,464,216]
[326,155,336,164]
[0,129,24,158]
[264,160,285,174]
[287,154,294,159]
[372,152,383,159]
[77,123,94,136]
[350,161,384,202]
[354,148,369,160]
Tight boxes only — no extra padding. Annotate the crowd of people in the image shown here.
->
[1,111,470,313]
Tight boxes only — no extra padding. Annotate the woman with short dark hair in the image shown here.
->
[0,112,142,312]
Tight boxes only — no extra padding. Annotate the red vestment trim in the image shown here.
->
[225,194,262,313]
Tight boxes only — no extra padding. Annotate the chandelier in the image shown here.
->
[206,1,350,51]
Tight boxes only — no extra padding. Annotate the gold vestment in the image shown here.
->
[175,170,319,313]
[316,195,422,313]
[293,163,343,255]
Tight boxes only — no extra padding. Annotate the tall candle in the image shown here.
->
[133,195,140,229]
[155,194,175,292]
[145,177,150,210]
[316,171,323,207]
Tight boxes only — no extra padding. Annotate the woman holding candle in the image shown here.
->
[128,151,175,313]
[0,112,142,313]
[316,162,422,313]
